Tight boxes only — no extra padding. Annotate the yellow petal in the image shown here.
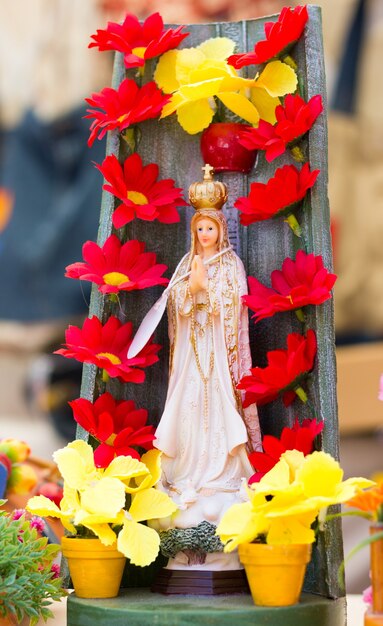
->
[280,450,306,481]
[254,457,292,494]
[131,449,163,492]
[250,87,280,124]
[81,522,117,546]
[197,37,236,61]
[297,451,343,498]
[60,484,81,513]
[53,440,97,490]
[267,512,317,545]
[27,494,62,517]
[117,520,160,566]
[179,77,224,101]
[104,455,149,482]
[217,93,260,125]
[190,62,256,92]
[175,48,206,85]
[160,92,187,118]
[154,50,179,93]
[217,501,269,551]
[255,60,297,98]
[217,501,253,541]
[26,495,76,534]
[81,477,126,517]
[129,488,177,522]
[177,99,215,134]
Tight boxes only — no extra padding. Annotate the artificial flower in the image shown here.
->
[27,441,177,567]
[54,315,161,384]
[85,79,170,146]
[345,482,383,522]
[237,329,317,407]
[244,250,337,322]
[234,162,320,226]
[69,392,155,467]
[89,12,188,68]
[266,451,374,517]
[228,5,309,68]
[217,449,373,549]
[239,94,323,162]
[65,235,169,294]
[155,37,297,134]
[97,154,187,226]
[248,417,324,483]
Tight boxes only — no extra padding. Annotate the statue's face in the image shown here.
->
[196,218,219,250]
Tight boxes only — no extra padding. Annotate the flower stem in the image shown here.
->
[294,385,308,403]
[290,145,305,163]
[285,213,302,237]
[295,308,306,323]
[122,128,136,154]
[102,369,110,384]
[282,54,297,71]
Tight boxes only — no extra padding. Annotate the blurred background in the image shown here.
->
[0,0,382,596]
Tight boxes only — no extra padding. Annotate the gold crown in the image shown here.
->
[188,164,228,211]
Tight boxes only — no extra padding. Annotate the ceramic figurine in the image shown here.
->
[154,166,261,571]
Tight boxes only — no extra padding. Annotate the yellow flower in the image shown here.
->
[27,440,178,567]
[154,37,297,134]
[216,450,374,549]
[268,451,375,517]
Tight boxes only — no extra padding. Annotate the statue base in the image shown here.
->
[67,590,346,626]
[151,568,249,595]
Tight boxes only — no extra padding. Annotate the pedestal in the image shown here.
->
[67,589,346,626]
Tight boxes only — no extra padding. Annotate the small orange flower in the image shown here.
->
[346,483,383,521]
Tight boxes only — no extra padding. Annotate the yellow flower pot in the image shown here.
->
[238,542,312,607]
[61,537,126,599]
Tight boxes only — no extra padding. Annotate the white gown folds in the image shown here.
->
[155,210,261,531]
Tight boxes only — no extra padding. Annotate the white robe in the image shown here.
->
[155,255,260,529]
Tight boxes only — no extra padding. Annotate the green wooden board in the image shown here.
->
[77,4,344,614]
[67,591,347,626]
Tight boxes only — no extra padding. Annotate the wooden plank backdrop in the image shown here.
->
[78,5,343,599]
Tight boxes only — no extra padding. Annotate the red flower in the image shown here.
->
[244,250,337,322]
[228,5,308,68]
[239,120,284,163]
[97,153,187,226]
[85,79,170,146]
[234,163,320,226]
[248,417,324,483]
[237,329,317,407]
[69,392,155,468]
[89,12,188,69]
[54,316,161,383]
[65,235,169,295]
[239,94,323,162]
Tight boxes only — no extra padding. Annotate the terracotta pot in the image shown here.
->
[61,537,126,599]
[238,542,312,607]
[200,122,257,173]
[364,524,383,625]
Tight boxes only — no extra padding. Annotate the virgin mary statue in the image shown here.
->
[155,166,261,554]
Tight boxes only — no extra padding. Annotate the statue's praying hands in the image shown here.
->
[189,255,207,294]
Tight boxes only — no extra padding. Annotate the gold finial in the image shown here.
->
[202,164,214,180]
[189,164,228,211]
